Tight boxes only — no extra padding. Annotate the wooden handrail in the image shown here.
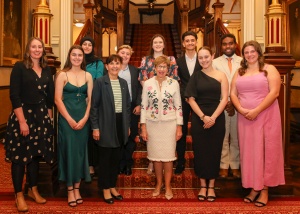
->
[74,19,92,45]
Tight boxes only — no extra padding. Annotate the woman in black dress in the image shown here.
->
[185,46,228,202]
[4,37,54,212]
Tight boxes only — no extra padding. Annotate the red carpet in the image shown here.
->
[1,195,300,213]
[2,143,300,213]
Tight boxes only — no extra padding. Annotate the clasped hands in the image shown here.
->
[202,116,216,129]
[239,107,259,121]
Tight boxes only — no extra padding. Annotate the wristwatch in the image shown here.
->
[200,114,205,121]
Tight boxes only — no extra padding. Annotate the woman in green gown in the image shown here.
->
[55,45,93,207]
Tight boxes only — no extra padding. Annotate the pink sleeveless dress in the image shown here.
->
[236,70,285,190]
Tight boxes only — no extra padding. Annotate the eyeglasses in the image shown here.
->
[156,65,168,70]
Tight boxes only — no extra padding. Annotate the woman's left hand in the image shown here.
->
[245,109,259,121]
[74,117,88,130]
[203,116,215,129]
[175,125,182,141]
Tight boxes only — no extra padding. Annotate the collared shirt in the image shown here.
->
[185,53,197,76]
[118,65,132,102]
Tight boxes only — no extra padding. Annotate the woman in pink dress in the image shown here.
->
[230,40,285,207]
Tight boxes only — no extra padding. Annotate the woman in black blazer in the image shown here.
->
[90,54,131,204]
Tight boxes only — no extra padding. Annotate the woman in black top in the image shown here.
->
[4,37,54,212]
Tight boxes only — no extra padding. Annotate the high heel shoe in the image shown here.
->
[15,192,28,212]
[74,187,83,204]
[255,188,268,207]
[28,186,47,204]
[112,194,123,200]
[152,185,164,197]
[207,187,216,202]
[67,188,77,208]
[165,190,173,200]
[244,189,260,203]
[197,186,207,201]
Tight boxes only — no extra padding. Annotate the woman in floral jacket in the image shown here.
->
[140,55,183,200]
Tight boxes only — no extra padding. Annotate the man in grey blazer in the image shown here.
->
[212,34,242,178]
[175,31,201,174]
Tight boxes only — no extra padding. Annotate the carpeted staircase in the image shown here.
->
[126,24,181,67]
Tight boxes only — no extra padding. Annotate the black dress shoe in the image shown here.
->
[125,167,132,176]
[112,194,123,200]
[103,198,114,204]
[175,165,185,175]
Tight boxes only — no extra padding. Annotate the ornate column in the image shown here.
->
[264,0,295,172]
[116,1,125,48]
[212,0,224,25]
[180,2,189,39]
[83,0,95,38]
[30,0,61,196]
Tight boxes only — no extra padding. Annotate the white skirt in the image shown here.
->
[146,120,177,162]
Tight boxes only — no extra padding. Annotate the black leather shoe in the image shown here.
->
[175,165,185,175]
[103,198,114,204]
[112,194,123,200]
[125,167,132,176]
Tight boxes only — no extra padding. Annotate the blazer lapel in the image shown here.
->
[104,75,115,112]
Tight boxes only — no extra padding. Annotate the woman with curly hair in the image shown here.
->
[230,40,285,207]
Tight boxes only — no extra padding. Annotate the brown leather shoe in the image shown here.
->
[219,169,228,178]
[28,186,47,204]
[231,169,241,178]
[15,192,28,212]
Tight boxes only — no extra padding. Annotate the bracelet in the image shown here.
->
[200,115,205,121]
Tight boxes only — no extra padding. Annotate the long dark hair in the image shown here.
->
[148,34,168,57]
[238,40,267,76]
[23,37,48,69]
[62,45,86,71]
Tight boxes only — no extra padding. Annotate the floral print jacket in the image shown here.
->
[138,56,179,81]
[140,77,183,124]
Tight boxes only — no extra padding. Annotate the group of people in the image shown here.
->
[3,31,285,212]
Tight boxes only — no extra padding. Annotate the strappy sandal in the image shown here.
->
[244,189,260,203]
[255,189,268,207]
[197,186,207,201]
[207,187,216,202]
[74,187,83,204]
[67,189,77,207]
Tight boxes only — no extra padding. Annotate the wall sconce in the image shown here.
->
[74,19,84,28]
[223,20,230,27]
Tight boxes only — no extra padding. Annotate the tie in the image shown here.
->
[227,58,232,73]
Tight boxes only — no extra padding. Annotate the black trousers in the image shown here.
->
[120,105,139,169]
[176,99,191,166]
[98,113,123,189]
[12,157,40,193]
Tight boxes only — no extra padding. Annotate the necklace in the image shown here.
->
[75,72,81,98]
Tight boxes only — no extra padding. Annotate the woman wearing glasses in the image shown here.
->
[140,55,183,200]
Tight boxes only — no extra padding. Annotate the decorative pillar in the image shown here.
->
[32,0,52,48]
[180,2,189,39]
[212,0,224,25]
[265,0,285,50]
[30,0,61,197]
[264,0,295,174]
[116,1,125,48]
[83,0,95,38]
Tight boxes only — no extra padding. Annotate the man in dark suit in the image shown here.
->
[175,31,201,174]
[117,45,142,175]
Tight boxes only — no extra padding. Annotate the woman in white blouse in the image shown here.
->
[140,55,183,200]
